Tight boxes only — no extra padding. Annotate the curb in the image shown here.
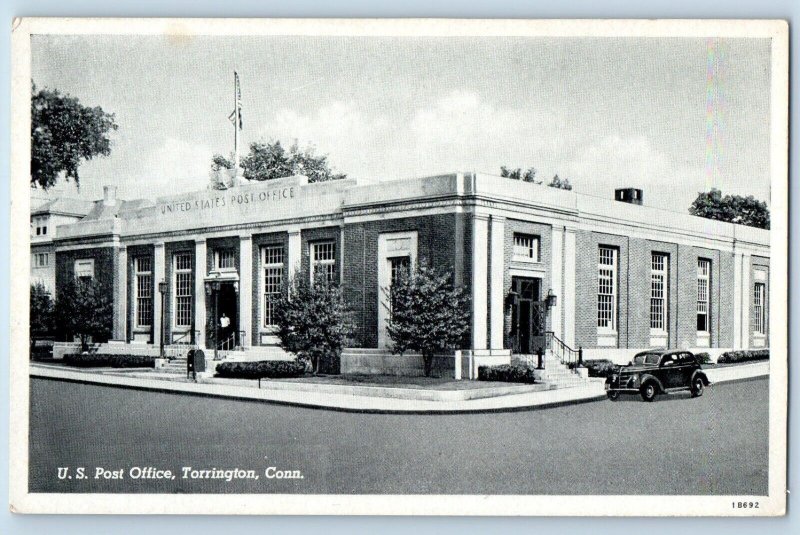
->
[30,364,607,415]
[29,361,769,415]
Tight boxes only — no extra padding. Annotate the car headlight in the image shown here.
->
[630,374,640,387]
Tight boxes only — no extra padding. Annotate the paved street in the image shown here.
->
[28,377,768,495]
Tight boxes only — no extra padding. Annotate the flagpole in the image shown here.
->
[233,71,240,177]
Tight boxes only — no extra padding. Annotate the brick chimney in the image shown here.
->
[615,188,643,205]
[103,185,117,206]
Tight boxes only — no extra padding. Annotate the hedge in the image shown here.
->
[580,359,619,378]
[694,352,712,365]
[215,360,306,379]
[717,349,769,364]
[63,353,156,368]
[477,364,537,384]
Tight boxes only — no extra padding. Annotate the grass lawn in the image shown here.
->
[273,374,536,391]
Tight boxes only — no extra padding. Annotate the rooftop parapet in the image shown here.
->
[55,217,122,241]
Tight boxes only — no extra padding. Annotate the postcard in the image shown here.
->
[9,17,788,515]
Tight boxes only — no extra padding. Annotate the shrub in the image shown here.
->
[717,349,769,364]
[271,275,351,375]
[478,364,537,384]
[385,263,470,376]
[63,353,156,368]
[580,359,619,378]
[215,360,306,379]
[694,352,712,365]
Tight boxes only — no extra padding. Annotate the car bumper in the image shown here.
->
[605,384,640,393]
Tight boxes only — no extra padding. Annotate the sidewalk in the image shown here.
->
[29,360,768,414]
[31,363,606,413]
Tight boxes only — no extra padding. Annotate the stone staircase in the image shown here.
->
[513,352,590,389]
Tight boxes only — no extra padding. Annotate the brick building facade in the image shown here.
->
[44,172,771,367]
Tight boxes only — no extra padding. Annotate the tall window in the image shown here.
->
[696,259,711,332]
[650,253,668,331]
[216,249,236,271]
[174,253,193,328]
[753,282,766,335]
[263,245,285,327]
[310,241,336,283]
[74,259,94,281]
[513,234,540,262]
[389,256,411,284]
[597,247,617,331]
[388,256,411,310]
[134,257,152,328]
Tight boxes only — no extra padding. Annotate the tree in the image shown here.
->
[548,174,573,190]
[210,140,346,188]
[208,153,234,190]
[30,282,55,352]
[54,278,113,351]
[500,166,576,190]
[385,263,471,377]
[31,84,118,190]
[689,188,770,229]
[500,166,540,184]
[272,274,351,374]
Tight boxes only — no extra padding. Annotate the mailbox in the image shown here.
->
[187,349,206,379]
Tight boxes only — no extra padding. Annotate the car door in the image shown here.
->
[659,355,682,388]
[678,352,697,387]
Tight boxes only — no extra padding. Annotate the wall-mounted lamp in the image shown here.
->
[545,288,558,308]
[504,291,519,308]
[204,279,221,296]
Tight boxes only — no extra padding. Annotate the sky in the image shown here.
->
[30,34,772,212]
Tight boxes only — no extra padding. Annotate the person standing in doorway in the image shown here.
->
[219,313,231,344]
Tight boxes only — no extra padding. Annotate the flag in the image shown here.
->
[229,71,242,130]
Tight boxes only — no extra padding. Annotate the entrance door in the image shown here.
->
[510,276,545,354]
[207,282,239,348]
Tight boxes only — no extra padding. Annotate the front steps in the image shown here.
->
[512,353,590,389]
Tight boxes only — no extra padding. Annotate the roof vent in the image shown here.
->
[615,188,643,205]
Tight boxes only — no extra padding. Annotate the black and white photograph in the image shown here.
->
[8,18,788,516]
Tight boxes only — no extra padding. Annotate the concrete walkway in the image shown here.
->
[31,363,606,413]
[29,360,768,414]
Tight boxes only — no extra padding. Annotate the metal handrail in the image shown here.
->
[545,331,583,370]
[172,330,200,345]
[216,330,246,353]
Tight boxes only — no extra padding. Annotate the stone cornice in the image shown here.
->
[118,213,344,245]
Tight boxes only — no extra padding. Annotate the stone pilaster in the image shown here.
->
[287,228,302,280]
[732,247,743,349]
[113,245,127,341]
[471,213,490,350]
[740,253,751,349]
[489,215,505,349]
[153,242,165,347]
[194,239,207,348]
[563,227,577,348]
[550,226,564,340]
[239,235,253,348]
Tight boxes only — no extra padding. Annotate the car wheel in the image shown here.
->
[690,377,704,398]
[607,391,620,401]
[640,383,657,402]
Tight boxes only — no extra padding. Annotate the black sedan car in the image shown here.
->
[605,349,710,402]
